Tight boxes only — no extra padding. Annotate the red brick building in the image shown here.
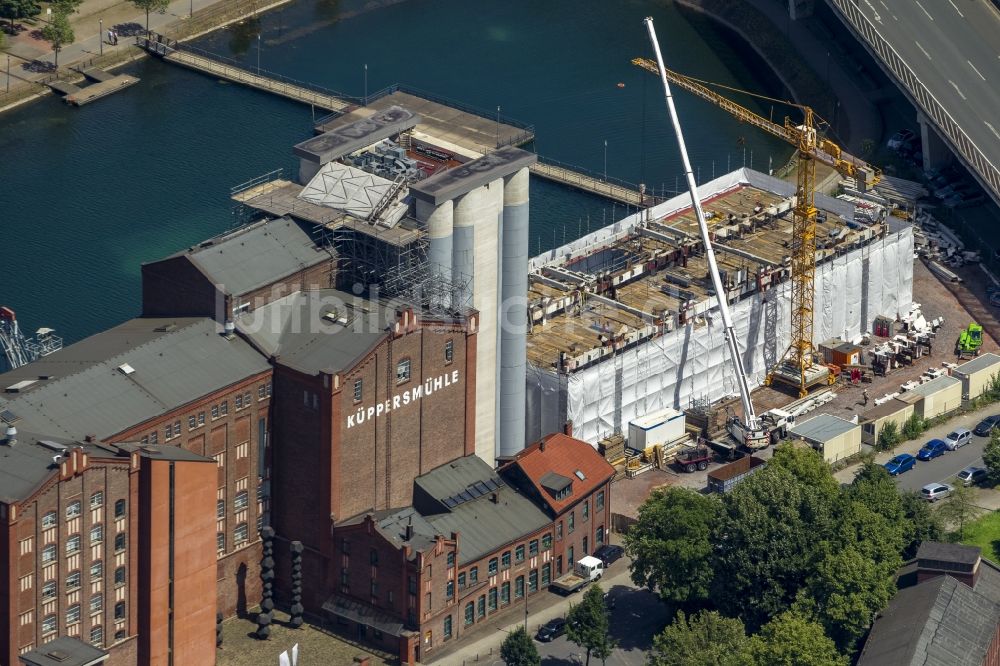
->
[0,432,216,666]
[327,434,614,663]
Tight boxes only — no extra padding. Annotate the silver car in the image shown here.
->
[944,428,973,451]
[957,467,988,487]
[921,483,953,502]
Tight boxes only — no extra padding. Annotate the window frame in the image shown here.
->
[89,524,103,545]
[444,339,454,363]
[396,358,412,384]
[234,522,249,545]
[464,602,474,626]
[42,511,57,529]
[353,379,363,403]
[90,561,103,580]
[90,491,104,509]
[66,500,81,519]
[114,499,126,518]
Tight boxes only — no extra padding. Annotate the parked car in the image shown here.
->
[884,453,916,476]
[957,466,988,487]
[593,544,625,567]
[917,439,949,461]
[535,618,567,642]
[887,129,916,150]
[944,428,973,450]
[921,483,953,502]
[973,415,1000,436]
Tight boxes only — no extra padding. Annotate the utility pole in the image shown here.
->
[603,139,608,181]
[99,19,103,56]
[364,63,368,106]
[256,34,261,75]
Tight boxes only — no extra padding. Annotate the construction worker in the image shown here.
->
[863,389,870,406]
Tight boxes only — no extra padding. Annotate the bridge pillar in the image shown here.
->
[788,0,814,20]
[918,113,951,172]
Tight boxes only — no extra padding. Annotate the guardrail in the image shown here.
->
[827,0,1000,200]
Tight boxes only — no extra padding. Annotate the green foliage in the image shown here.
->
[623,488,721,609]
[876,421,900,452]
[898,491,942,558]
[648,610,747,666]
[566,584,616,666]
[937,483,983,540]
[40,8,73,67]
[984,429,1000,485]
[499,626,540,666]
[901,413,926,440]
[738,611,847,666]
[0,0,40,26]
[983,372,1000,402]
[50,0,82,13]
[959,510,1000,563]
[130,0,169,29]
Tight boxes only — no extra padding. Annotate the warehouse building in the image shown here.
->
[859,398,915,446]
[905,375,963,420]
[326,433,612,663]
[789,413,862,463]
[525,168,913,445]
[953,353,1000,404]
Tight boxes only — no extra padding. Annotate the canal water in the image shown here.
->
[0,0,791,343]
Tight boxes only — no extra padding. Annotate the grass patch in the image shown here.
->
[959,511,1000,563]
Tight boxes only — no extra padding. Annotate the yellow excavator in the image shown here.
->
[632,56,880,396]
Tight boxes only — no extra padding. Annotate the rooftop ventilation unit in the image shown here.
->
[117,363,135,375]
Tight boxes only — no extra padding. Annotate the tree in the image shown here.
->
[876,421,900,452]
[901,413,925,440]
[936,482,983,540]
[130,0,169,31]
[898,491,942,557]
[50,0,81,13]
[499,626,540,666]
[738,611,847,666]
[0,0,40,29]
[566,584,616,666]
[623,488,721,609]
[40,8,73,68]
[649,610,747,666]
[983,429,1000,485]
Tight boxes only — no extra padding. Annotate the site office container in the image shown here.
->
[953,353,1000,403]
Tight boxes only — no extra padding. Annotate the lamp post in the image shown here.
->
[496,105,501,148]
[6,55,10,93]
[189,0,193,19]
[99,19,103,56]
[603,140,608,181]
[364,63,368,106]
[256,34,261,75]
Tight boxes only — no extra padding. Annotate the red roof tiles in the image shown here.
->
[503,433,615,515]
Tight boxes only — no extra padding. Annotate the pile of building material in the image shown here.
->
[913,211,979,272]
[597,432,626,464]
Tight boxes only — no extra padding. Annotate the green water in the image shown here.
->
[0,0,791,343]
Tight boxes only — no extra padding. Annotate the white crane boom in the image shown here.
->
[643,17,768,449]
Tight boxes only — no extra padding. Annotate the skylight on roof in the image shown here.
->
[574,470,586,481]
[117,363,135,375]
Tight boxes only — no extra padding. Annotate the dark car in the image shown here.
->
[974,415,1000,436]
[916,439,948,461]
[884,453,916,476]
[535,618,567,642]
[593,544,624,567]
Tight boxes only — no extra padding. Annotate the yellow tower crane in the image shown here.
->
[632,57,880,396]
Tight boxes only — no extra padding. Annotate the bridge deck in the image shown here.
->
[529,162,652,207]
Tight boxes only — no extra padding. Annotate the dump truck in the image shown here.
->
[550,556,604,595]
[957,323,984,359]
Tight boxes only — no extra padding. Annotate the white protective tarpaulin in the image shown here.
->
[525,171,913,445]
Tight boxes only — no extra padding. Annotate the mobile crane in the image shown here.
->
[643,17,770,450]
[632,55,880,397]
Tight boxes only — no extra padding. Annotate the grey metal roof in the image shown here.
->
[409,146,536,206]
[918,542,982,566]
[322,596,405,637]
[294,105,419,164]
[417,457,550,565]
[372,507,438,558]
[0,318,271,442]
[860,398,912,421]
[906,375,962,398]
[954,352,1000,377]
[0,431,82,504]
[790,413,859,443]
[235,290,391,376]
[19,636,108,666]
[179,217,326,296]
[859,573,1000,666]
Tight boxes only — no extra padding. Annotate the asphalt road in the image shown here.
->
[532,586,667,666]
[893,417,994,493]
[850,0,1000,188]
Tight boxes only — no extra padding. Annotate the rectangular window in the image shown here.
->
[501,551,511,569]
[396,358,411,383]
[596,490,605,510]
[115,532,126,552]
[66,534,81,554]
[469,566,478,584]
[89,524,103,545]
[221,401,228,416]
[150,431,158,445]
[515,576,524,599]
[446,580,454,599]
[568,511,575,533]
[66,500,81,518]
[443,615,452,640]
[217,533,225,553]
[457,572,466,589]
[234,490,249,511]
[235,394,243,410]
[464,602,474,626]
[500,581,510,605]
[217,499,225,519]
[408,576,417,595]
[371,580,378,597]
[515,545,525,563]
[488,587,497,611]
[445,340,454,363]
[489,557,498,575]
[66,571,81,590]
[353,379,363,402]
[529,569,538,593]
[188,415,196,430]
[597,525,605,545]
[583,500,589,521]
[557,522,563,540]
[42,545,56,563]
[90,594,102,614]
[114,602,125,620]
[198,412,206,426]
[447,552,455,568]
[42,581,56,600]
[115,499,126,518]
[234,523,249,545]
[90,491,104,509]
[541,563,551,586]
[115,567,126,586]
[91,561,103,580]
[212,405,219,419]
[90,625,103,646]
[42,511,57,529]
[477,595,485,618]
[530,539,539,556]
[42,615,57,635]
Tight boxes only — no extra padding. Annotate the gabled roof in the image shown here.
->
[158,217,326,296]
[0,318,270,442]
[502,433,615,515]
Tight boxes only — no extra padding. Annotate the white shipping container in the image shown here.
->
[629,408,686,449]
